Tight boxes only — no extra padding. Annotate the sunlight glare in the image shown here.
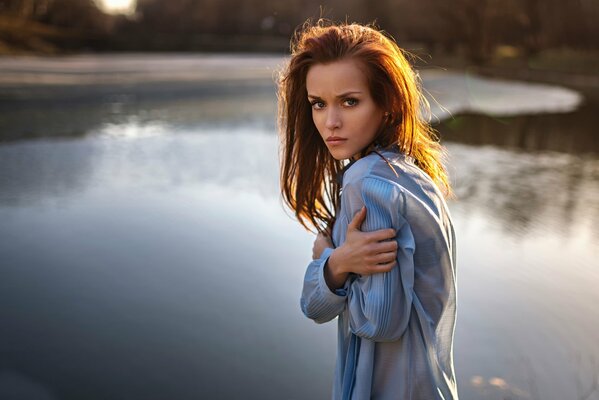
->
[98,0,135,13]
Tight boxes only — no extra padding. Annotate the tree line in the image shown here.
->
[0,0,597,62]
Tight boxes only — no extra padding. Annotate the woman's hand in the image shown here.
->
[329,206,398,277]
[312,229,334,260]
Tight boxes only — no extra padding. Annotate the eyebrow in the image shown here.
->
[307,91,363,100]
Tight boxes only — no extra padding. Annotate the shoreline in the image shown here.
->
[413,52,599,102]
[0,53,586,121]
[1,52,591,91]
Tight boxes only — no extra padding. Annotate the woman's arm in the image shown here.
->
[340,176,416,342]
[301,203,400,324]
[300,247,349,324]
[312,230,334,261]
[312,213,398,291]
[324,207,398,289]
[300,176,412,328]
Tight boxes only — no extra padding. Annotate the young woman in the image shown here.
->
[277,20,458,400]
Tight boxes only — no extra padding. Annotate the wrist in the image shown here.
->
[323,247,349,292]
[328,247,346,275]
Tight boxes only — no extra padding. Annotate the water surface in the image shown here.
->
[0,54,597,400]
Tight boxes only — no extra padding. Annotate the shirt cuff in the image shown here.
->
[318,247,350,299]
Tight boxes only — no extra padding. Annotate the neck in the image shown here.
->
[351,142,380,161]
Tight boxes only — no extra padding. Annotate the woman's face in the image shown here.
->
[306,58,384,161]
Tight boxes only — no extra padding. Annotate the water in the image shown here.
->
[0,55,597,400]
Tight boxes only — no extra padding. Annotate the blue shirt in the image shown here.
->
[300,145,458,400]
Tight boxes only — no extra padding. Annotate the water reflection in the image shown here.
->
[0,128,281,208]
[2,123,597,244]
[0,152,333,399]
[435,100,598,154]
[447,143,599,239]
[0,138,96,207]
[0,86,277,143]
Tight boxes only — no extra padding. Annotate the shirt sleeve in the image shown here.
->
[343,176,416,342]
[300,247,351,324]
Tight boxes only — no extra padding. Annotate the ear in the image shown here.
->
[382,111,392,125]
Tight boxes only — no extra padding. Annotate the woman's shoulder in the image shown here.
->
[342,155,376,186]
[342,149,443,209]
[342,149,413,190]
[341,147,452,228]
[340,156,407,210]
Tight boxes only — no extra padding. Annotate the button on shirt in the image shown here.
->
[300,146,459,400]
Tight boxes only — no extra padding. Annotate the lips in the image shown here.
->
[327,136,347,142]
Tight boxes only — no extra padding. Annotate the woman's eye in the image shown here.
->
[344,98,359,107]
[310,100,325,110]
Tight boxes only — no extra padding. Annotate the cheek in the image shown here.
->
[312,111,324,131]
[356,106,381,133]
[311,112,323,137]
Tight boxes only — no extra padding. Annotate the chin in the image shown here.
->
[326,146,355,161]
[327,150,352,161]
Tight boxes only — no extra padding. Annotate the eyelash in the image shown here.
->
[344,98,359,107]
[310,98,359,110]
[310,100,325,110]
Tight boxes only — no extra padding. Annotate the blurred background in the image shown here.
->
[0,1,598,399]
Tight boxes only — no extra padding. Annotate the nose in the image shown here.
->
[324,107,341,131]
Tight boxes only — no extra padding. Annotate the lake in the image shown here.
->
[0,54,597,400]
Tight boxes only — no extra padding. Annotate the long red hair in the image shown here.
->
[277,19,454,234]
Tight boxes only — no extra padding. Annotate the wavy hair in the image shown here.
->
[277,19,454,234]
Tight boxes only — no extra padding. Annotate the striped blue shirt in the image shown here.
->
[300,145,458,400]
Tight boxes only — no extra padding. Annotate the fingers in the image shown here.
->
[371,250,397,265]
[376,239,398,253]
[318,231,334,247]
[367,228,396,242]
[366,259,397,274]
[347,206,367,231]
[318,229,332,242]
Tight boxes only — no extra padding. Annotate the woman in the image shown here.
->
[277,20,458,400]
